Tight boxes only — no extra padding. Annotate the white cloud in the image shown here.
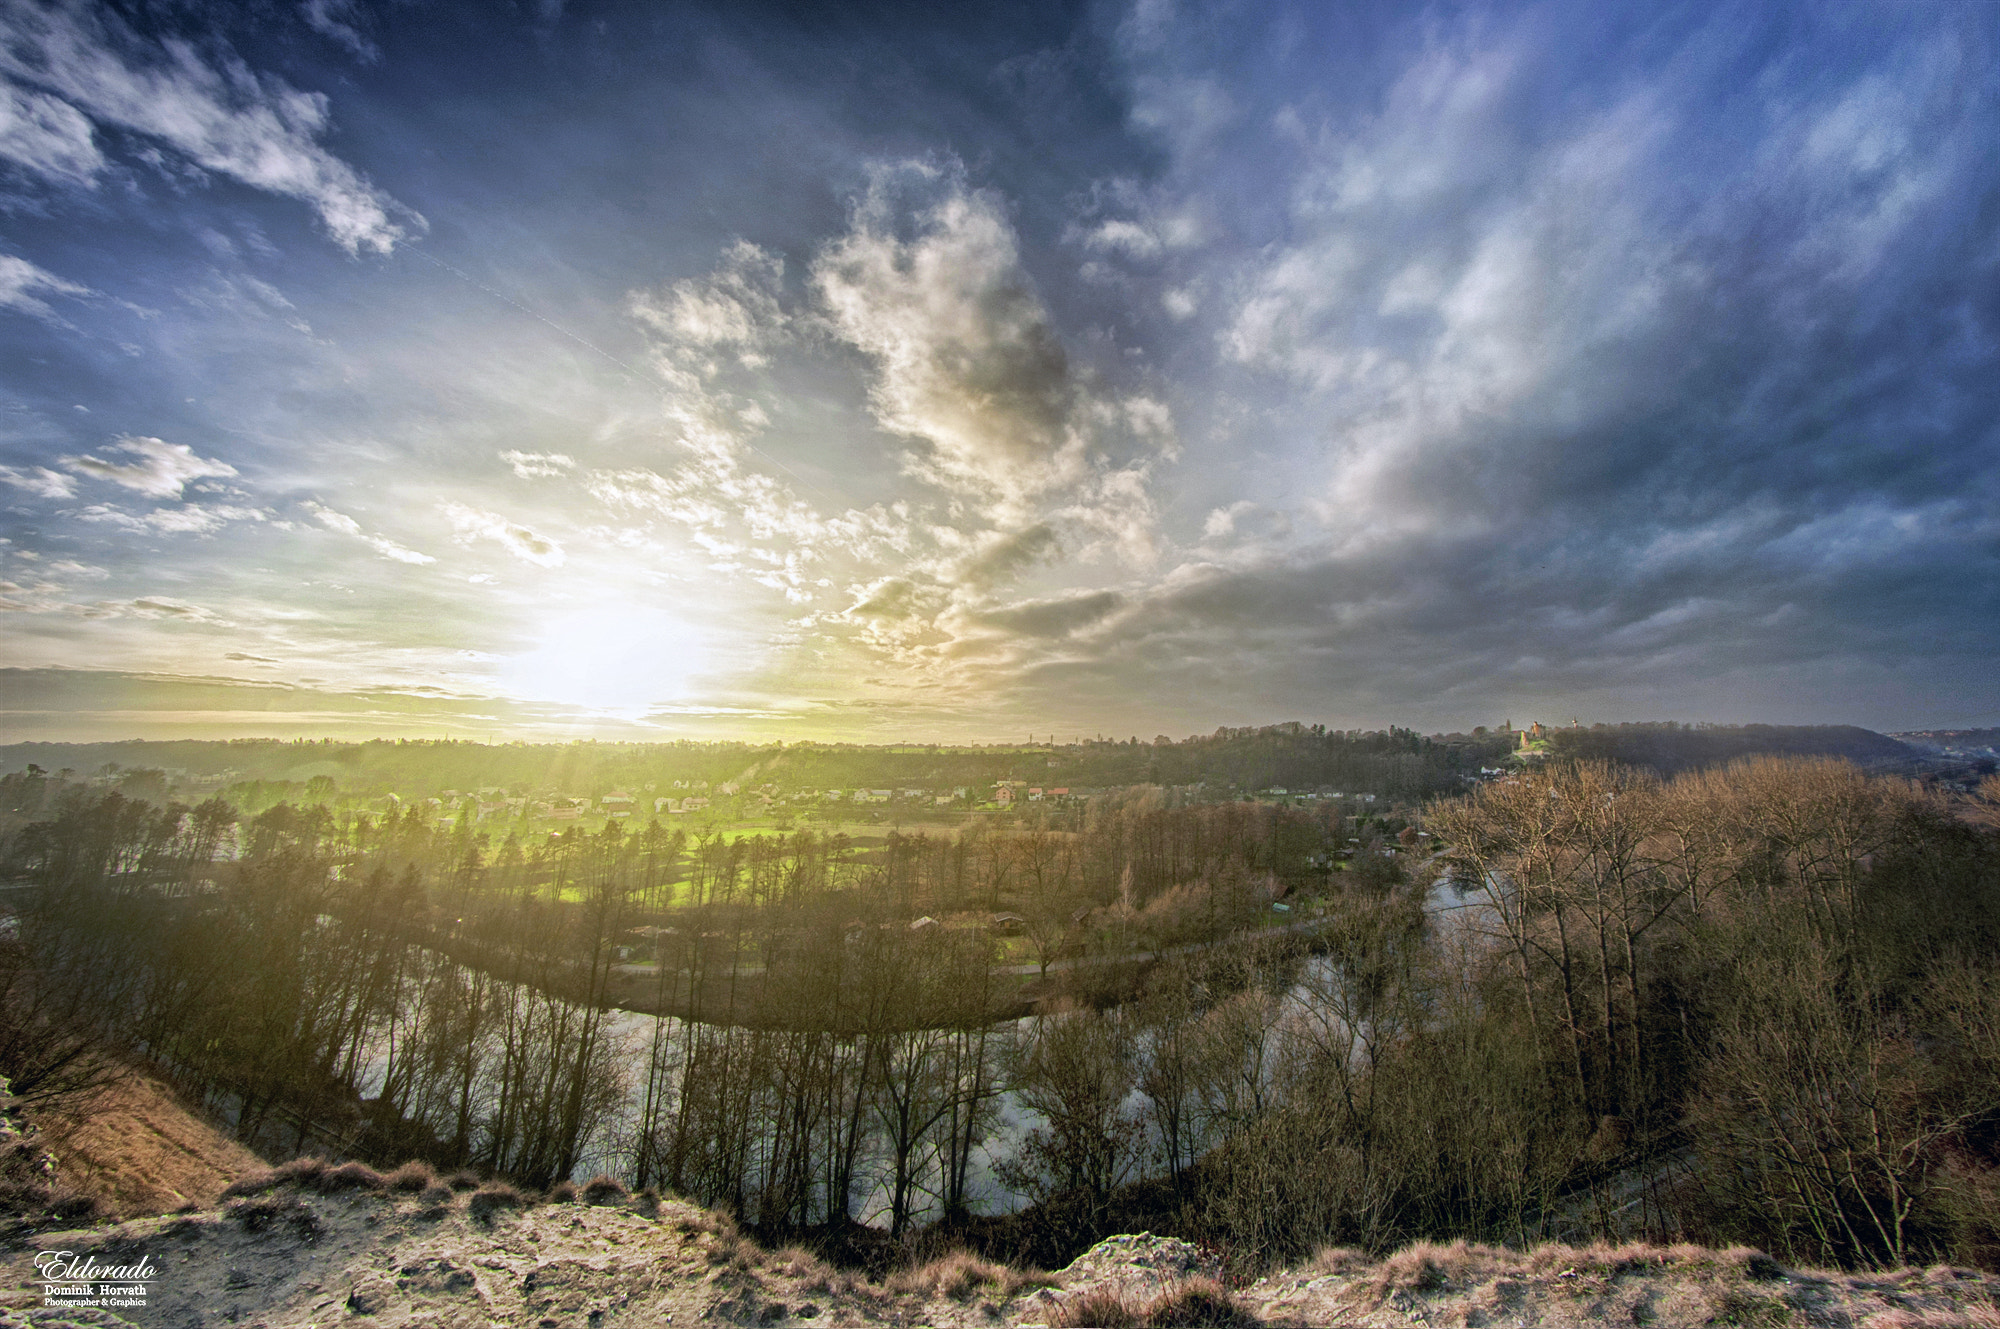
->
[0,1,419,253]
[812,160,1087,511]
[123,595,225,623]
[0,252,88,321]
[79,501,266,534]
[62,435,236,497]
[628,241,786,365]
[499,450,578,479]
[305,501,436,564]
[1083,218,1163,258]
[0,78,99,183]
[301,0,379,63]
[1202,500,1254,540]
[0,462,74,497]
[438,501,565,567]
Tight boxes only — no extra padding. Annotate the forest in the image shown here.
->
[0,723,1513,808]
[0,753,1995,1275]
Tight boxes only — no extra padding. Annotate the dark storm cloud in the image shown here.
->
[1046,0,2000,729]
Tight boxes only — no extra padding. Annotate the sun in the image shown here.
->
[500,605,707,716]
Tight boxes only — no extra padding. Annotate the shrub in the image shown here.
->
[1051,1287,1142,1328]
[222,1156,329,1198]
[1140,1277,1258,1327]
[446,1169,482,1192]
[634,1186,661,1218]
[315,1161,386,1193]
[581,1174,628,1205]
[547,1180,579,1204]
[385,1161,437,1193]
[889,1250,1055,1301]
[707,1232,758,1268]
[467,1183,526,1223]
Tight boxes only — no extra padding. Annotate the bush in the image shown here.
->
[1141,1277,1258,1327]
[315,1161,386,1193]
[1050,1278,1255,1328]
[581,1174,628,1205]
[547,1180,579,1204]
[446,1169,482,1192]
[385,1161,437,1193]
[888,1250,1054,1300]
[1051,1287,1142,1328]
[221,1156,329,1198]
[467,1183,526,1222]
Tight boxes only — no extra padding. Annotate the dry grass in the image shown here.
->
[1338,1237,1791,1303]
[1141,1276,1258,1326]
[546,1179,580,1203]
[1308,1246,1376,1276]
[221,1156,325,1198]
[1049,1277,1254,1328]
[888,1248,1056,1301]
[773,1244,845,1293]
[222,1156,391,1198]
[315,1160,386,1192]
[30,1071,261,1218]
[1051,1285,1143,1328]
[678,1208,741,1240]
[384,1160,437,1193]
[581,1173,628,1205]
[1864,1310,2000,1329]
[705,1230,759,1269]
[466,1182,527,1222]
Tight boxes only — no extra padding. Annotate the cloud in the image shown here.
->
[0,1,420,253]
[305,501,436,564]
[629,240,786,366]
[62,435,236,497]
[500,450,578,479]
[0,77,100,183]
[950,524,1059,589]
[0,462,74,497]
[973,589,1124,638]
[301,0,379,63]
[78,501,266,534]
[438,501,565,567]
[0,252,88,321]
[124,596,224,623]
[812,159,1088,510]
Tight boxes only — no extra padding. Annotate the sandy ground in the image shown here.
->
[0,1188,1995,1329]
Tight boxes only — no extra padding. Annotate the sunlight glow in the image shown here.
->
[500,606,707,716]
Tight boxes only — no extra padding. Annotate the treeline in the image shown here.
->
[1543,722,1915,772]
[0,775,1342,1247]
[1028,758,2000,1274]
[0,724,1508,806]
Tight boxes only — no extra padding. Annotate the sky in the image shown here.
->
[0,0,1996,743]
